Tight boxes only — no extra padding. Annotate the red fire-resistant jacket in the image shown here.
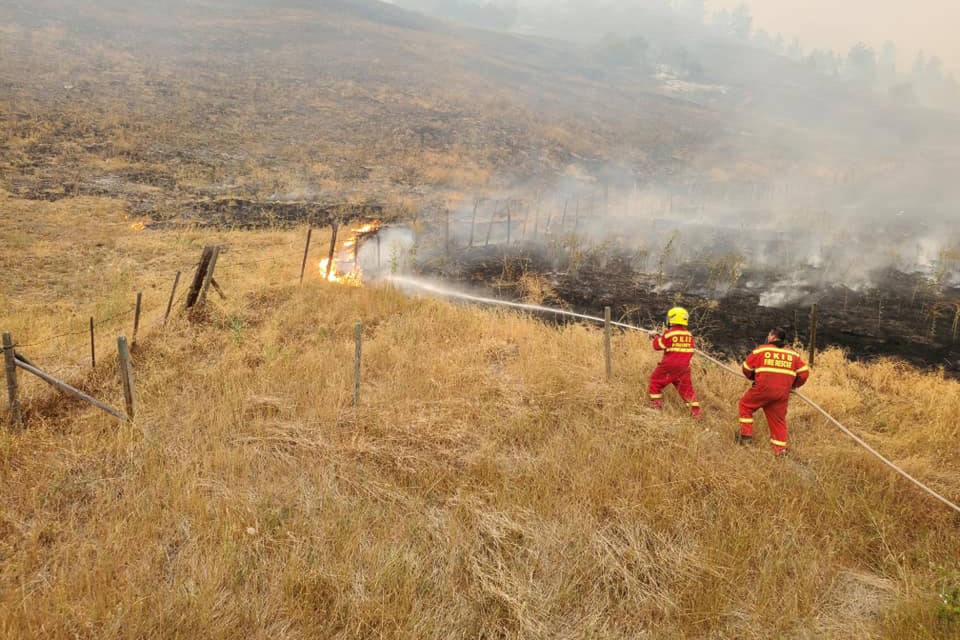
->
[652,325,696,367]
[742,343,809,392]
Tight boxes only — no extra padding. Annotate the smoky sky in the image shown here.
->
[706,0,960,72]
[515,1,959,71]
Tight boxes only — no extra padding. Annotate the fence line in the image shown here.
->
[13,305,138,349]
[5,231,959,517]
[7,245,295,354]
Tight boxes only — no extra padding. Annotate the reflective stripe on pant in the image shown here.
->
[738,385,790,453]
[649,364,701,416]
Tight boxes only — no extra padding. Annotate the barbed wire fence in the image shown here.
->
[2,232,306,428]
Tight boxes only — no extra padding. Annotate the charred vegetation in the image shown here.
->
[412,235,960,378]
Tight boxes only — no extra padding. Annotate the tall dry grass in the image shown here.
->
[0,197,958,639]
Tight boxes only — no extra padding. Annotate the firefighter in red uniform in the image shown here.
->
[648,307,703,418]
[737,327,810,455]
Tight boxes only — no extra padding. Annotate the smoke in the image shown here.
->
[358,226,417,279]
[434,167,960,307]
[401,0,960,308]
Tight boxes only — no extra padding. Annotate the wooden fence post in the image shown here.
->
[468,198,479,248]
[164,271,181,325]
[484,201,497,246]
[299,226,313,284]
[808,304,817,367]
[15,358,127,423]
[89,317,96,368]
[353,320,362,407]
[132,291,142,345]
[325,222,340,280]
[197,246,220,309]
[3,333,21,429]
[353,233,359,272]
[117,336,136,421]
[186,246,214,308]
[444,208,450,257]
[519,201,530,241]
[604,307,612,381]
[532,194,541,239]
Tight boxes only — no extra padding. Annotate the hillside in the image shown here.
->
[1,196,959,638]
[2,2,960,636]
[0,0,719,216]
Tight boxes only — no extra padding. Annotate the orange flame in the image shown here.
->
[318,220,382,285]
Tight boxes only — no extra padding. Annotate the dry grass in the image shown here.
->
[1,197,959,639]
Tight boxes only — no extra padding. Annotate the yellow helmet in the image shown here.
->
[667,306,689,326]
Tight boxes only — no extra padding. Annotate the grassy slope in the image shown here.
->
[1,3,959,637]
[1,196,958,639]
[0,0,720,210]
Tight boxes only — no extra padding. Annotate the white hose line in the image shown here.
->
[387,276,960,516]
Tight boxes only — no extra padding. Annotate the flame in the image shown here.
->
[318,220,382,285]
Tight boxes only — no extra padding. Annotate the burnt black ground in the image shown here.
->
[415,243,960,378]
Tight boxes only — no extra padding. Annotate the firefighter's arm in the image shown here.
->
[793,363,810,388]
[651,333,665,351]
[741,358,755,380]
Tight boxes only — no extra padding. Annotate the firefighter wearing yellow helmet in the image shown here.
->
[667,306,689,326]
[648,306,702,417]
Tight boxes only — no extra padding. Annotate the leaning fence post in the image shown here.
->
[353,320,362,407]
[164,271,181,325]
[186,246,214,308]
[808,304,817,367]
[132,291,142,345]
[604,306,612,381]
[89,317,96,368]
[3,333,21,429]
[117,336,136,422]
[15,358,127,422]
[299,226,312,284]
[197,246,220,309]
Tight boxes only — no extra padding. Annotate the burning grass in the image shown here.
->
[0,196,959,638]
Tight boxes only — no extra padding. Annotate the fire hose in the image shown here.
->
[387,276,960,517]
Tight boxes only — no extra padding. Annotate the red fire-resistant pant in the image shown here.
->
[738,384,791,454]
[648,364,702,417]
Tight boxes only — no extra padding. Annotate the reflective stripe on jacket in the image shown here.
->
[741,343,809,392]
[653,325,695,367]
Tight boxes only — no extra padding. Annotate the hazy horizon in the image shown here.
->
[707,0,960,73]
[509,1,958,72]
